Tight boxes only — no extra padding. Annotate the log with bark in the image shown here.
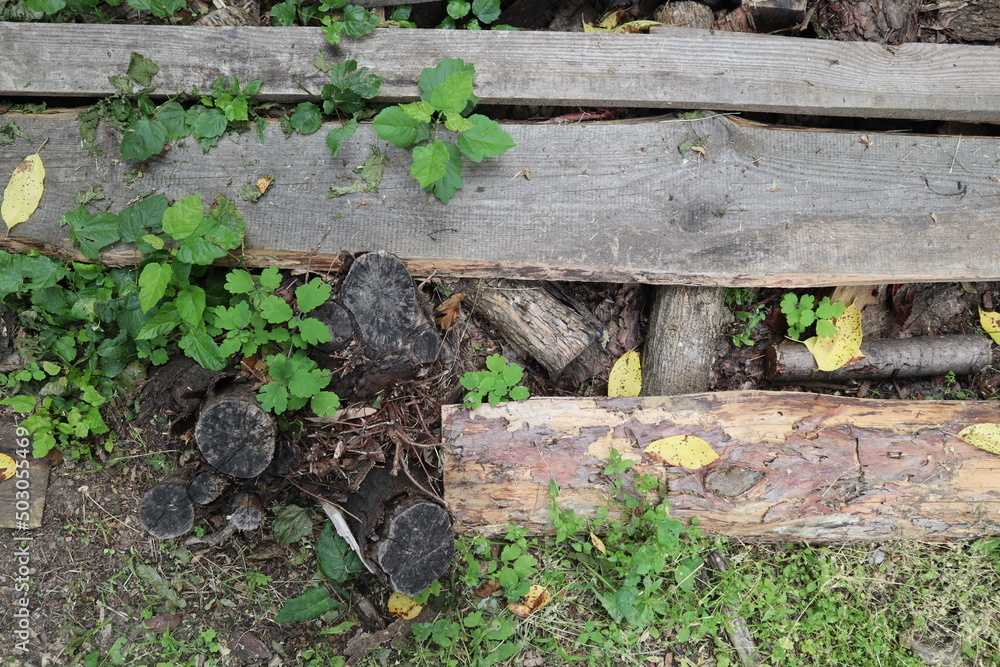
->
[442,392,1000,541]
[766,334,992,383]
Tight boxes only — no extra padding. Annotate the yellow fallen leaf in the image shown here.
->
[583,19,666,33]
[256,176,274,194]
[802,304,864,371]
[387,592,422,620]
[979,308,1000,346]
[644,435,719,470]
[507,585,551,618]
[589,532,606,555]
[2,149,46,231]
[957,423,1000,455]
[608,350,641,397]
[0,453,15,483]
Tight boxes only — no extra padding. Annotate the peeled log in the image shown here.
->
[442,392,1000,541]
[228,493,264,531]
[342,465,454,596]
[766,335,991,383]
[140,481,195,539]
[195,384,276,479]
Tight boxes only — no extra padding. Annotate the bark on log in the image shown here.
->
[468,280,603,380]
[195,384,276,479]
[765,335,992,383]
[442,392,1000,540]
[342,465,454,596]
[941,0,1000,41]
[642,286,729,395]
[140,480,195,539]
[228,493,264,532]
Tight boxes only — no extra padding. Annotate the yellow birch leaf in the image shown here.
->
[387,592,422,620]
[589,532,606,554]
[0,453,15,483]
[802,304,864,372]
[597,9,622,28]
[957,423,1000,455]
[644,435,719,470]
[2,152,45,231]
[608,350,641,397]
[979,308,1000,346]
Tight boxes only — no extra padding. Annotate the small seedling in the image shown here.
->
[781,293,846,339]
[725,287,765,347]
[439,0,516,29]
[460,354,530,409]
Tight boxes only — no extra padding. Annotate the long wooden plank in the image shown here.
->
[3,24,1000,120]
[442,393,1000,541]
[3,111,1000,286]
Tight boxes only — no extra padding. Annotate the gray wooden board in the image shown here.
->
[0,424,48,530]
[2,111,1000,286]
[3,23,1000,121]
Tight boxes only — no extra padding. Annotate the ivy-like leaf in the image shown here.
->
[127,52,159,86]
[429,70,475,115]
[290,102,323,135]
[317,524,365,584]
[411,140,452,188]
[259,266,283,290]
[192,107,227,139]
[399,101,435,123]
[447,0,470,19]
[121,118,167,161]
[162,194,203,241]
[61,208,122,260]
[373,106,430,149]
[342,5,378,38]
[289,367,330,398]
[325,119,358,158]
[458,114,516,162]
[418,58,475,105]
[472,0,501,23]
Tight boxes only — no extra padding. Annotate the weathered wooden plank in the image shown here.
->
[3,111,1000,286]
[0,425,48,530]
[441,393,1000,541]
[3,23,1000,120]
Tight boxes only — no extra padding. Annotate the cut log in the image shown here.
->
[441,392,1000,540]
[139,480,195,539]
[342,465,454,596]
[765,335,992,383]
[642,286,729,395]
[467,280,603,380]
[187,470,230,505]
[6,113,1000,286]
[744,0,807,31]
[194,384,276,479]
[227,493,264,531]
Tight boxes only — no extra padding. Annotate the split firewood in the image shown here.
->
[139,478,195,539]
[766,334,991,383]
[195,383,276,479]
[466,279,606,382]
[341,464,454,596]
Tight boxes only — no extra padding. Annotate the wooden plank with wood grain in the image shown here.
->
[441,392,1000,541]
[3,111,1000,286]
[3,24,1000,120]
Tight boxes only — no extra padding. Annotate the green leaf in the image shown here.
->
[175,285,206,326]
[174,236,224,265]
[62,208,122,260]
[444,113,473,132]
[259,266,282,290]
[258,381,288,413]
[429,70,475,115]
[136,303,179,339]
[153,101,189,140]
[472,0,501,23]
[290,102,323,135]
[428,141,463,204]
[501,363,523,386]
[138,262,172,312]
[485,354,506,373]
[260,295,294,324]
[270,0,297,25]
[289,367,329,398]
[127,0,185,18]
[458,114,515,162]
[295,278,333,313]
[316,524,365,584]
[162,194,203,240]
[311,391,341,417]
[214,93,249,123]
[179,328,226,370]
[272,504,313,545]
[816,297,847,320]
[398,101,435,123]
[118,193,168,244]
[212,301,252,330]
[293,317,333,345]
[373,106,430,149]
[225,269,256,294]
[275,586,342,623]
[508,386,530,401]
[192,107,227,139]
[202,196,247,249]
[0,396,37,413]
[127,52,159,86]
[325,119,359,158]
[25,0,66,13]
[815,319,839,338]
[342,4,378,38]
[446,0,470,19]
[419,58,475,105]
[121,118,167,161]
[411,140,451,188]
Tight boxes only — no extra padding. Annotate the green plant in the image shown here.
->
[439,0,515,30]
[373,58,516,203]
[26,0,185,21]
[269,0,380,44]
[274,524,365,622]
[460,353,530,409]
[725,287,765,347]
[780,292,846,340]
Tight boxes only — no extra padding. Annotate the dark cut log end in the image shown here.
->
[375,499,455,597]
[195,385,276,478]
[140,482,195,539]
[310,298,356,354]
[187,470,230,505]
